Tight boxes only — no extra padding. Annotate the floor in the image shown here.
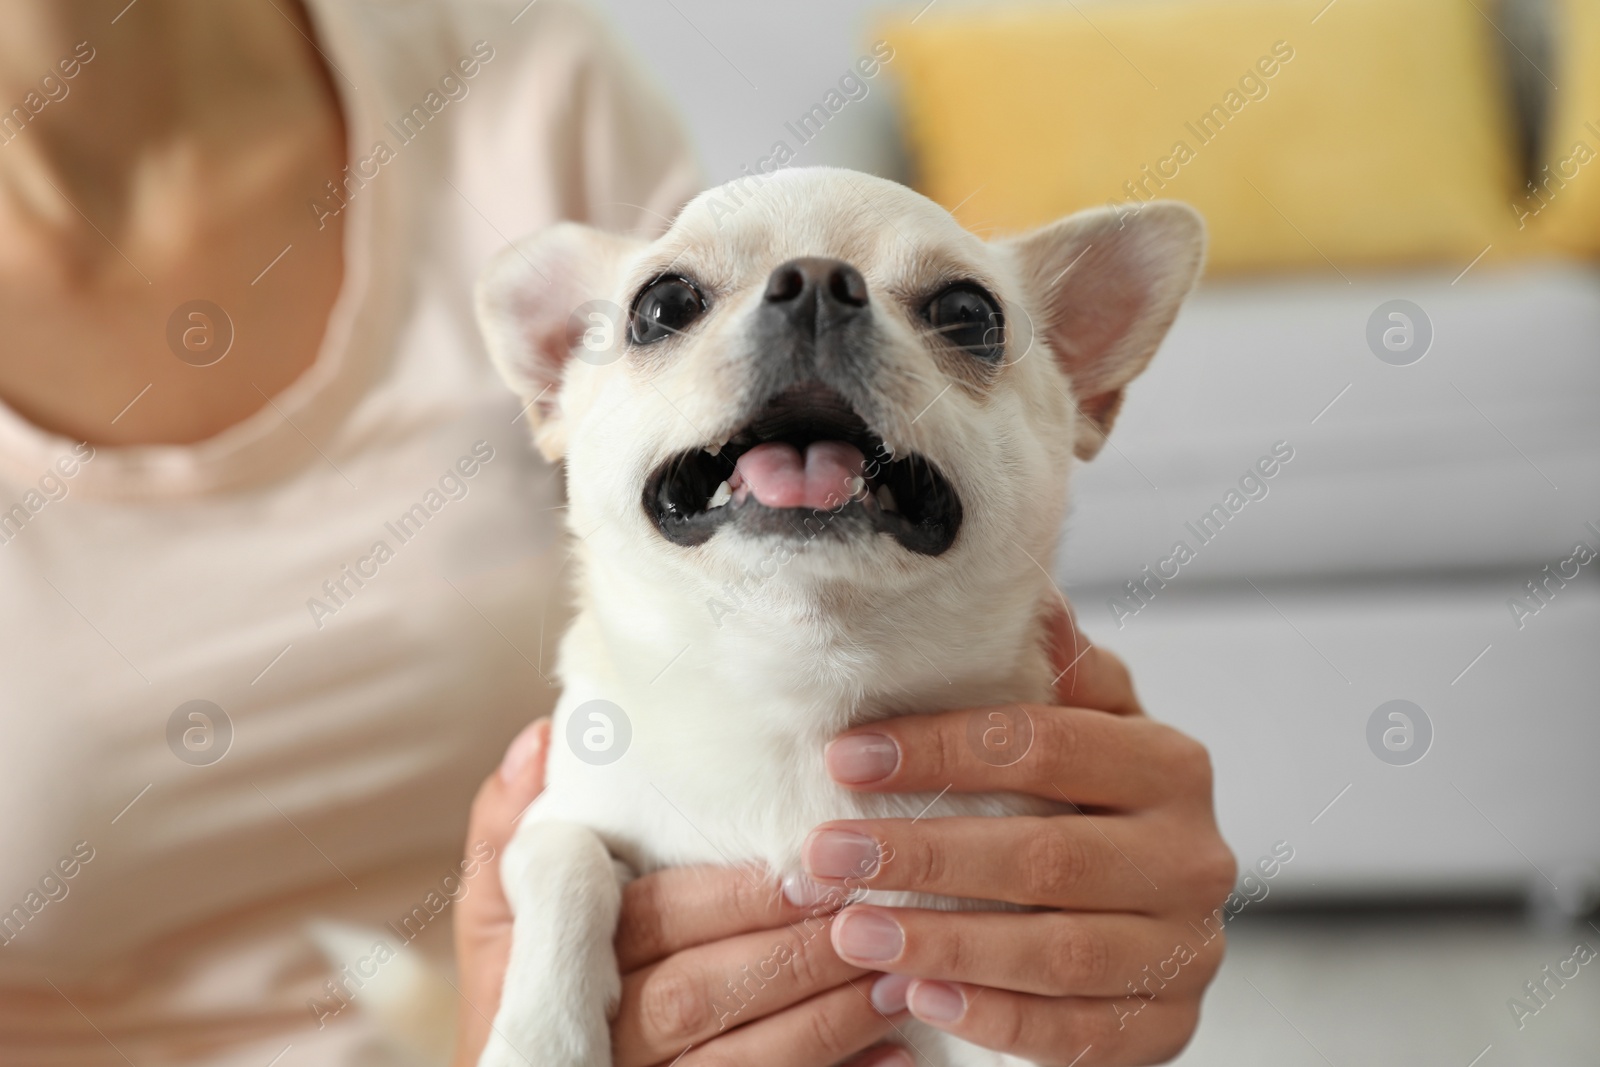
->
[1173,910,1600,1067]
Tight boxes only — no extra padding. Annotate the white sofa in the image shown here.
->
[1062,263,1600,909]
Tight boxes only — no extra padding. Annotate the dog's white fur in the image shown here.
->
[473,168,1204,1067]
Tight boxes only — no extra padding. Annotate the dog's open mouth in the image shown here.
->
[643,384,962,555]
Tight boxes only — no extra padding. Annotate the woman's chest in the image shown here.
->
[0,404,565,976]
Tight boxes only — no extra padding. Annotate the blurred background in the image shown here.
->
[582,0,1600,1062]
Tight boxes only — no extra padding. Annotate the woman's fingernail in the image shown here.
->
[908,980,967,1024]
[870,972,913,1015]
[834,909,904,963]
[499,720,546,786]
[826,733,901,784]
[804,829,882,882]
[782,872,841,908]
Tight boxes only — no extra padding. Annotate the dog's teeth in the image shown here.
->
[848,476,866,499]
[875,485,898,513]
[708,480,732,509]
[704,443,721,457]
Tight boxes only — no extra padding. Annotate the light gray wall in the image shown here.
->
[587,0,912,185]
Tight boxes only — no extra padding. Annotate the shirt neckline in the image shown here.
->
[0,0,392,501]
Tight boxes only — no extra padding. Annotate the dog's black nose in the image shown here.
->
[752,257,872,392]
[763,257,869,311]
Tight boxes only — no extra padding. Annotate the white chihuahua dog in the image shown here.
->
[473,168,1204,1067]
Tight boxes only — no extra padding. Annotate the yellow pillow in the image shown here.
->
[884,0,1522,274]
[1527,0,1600,254]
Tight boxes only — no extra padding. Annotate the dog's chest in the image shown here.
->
[526,603,1059,882]
[533,704,1052,886]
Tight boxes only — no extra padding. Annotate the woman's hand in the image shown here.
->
[450,720,551,1067]
[451,719,913,1067]
[808,607,1236,1066]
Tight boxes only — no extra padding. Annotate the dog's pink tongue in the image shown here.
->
[733,441,865,509]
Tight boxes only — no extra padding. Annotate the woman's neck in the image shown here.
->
[0,0,347,448]
[0,0,338,282]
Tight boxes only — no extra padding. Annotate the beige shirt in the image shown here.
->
[0,1,697,1063]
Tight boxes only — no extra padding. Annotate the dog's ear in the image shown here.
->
[476,222,643,461]
[1003,201,1205,460]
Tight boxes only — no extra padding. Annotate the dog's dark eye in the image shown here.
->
[629,276,705,345]
[925,284,1004,361]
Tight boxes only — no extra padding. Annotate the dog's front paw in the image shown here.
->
[479,820,624,1067]
[475,1029,531,1067]
[475,1008,613,1067]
